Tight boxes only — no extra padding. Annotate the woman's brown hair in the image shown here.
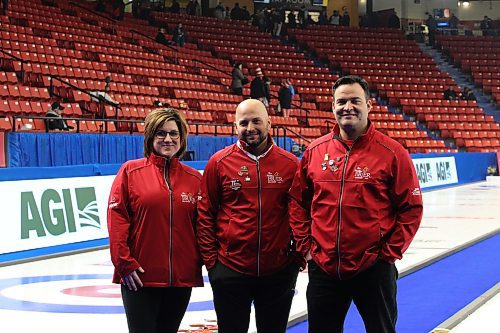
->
[143,108,188,158]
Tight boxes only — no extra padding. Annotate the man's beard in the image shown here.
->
[242,131,267,148]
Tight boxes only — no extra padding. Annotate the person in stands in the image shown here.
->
[231,62,247,96]
[45,102,73,131]
[443,86,458,100]
[172,23,186,47]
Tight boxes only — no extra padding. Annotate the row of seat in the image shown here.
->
[173,89,242,103]
[213,46,305,60]
[0,100,83,116]
[378,83,450,93]
[0,84,50,100]
[385,130,430,139]
[328,55,436,66]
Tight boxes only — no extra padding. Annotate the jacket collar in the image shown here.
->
[236,136,274,161]
[148,153,180,169]
[332,120,375,147]
[46,109,60,117]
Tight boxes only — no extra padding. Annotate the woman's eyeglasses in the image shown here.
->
[155,130,180,140]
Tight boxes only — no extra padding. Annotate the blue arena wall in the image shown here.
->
[7,132,297,167]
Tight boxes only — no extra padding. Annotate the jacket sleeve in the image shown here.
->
[196,156,221,270]
[288,150,313,257]
[380,147,424,263]
[107,164,140,278]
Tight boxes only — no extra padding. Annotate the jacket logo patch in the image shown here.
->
[354,166,371,180]
[267,172,283,184]
[230,179,242,190]
[181,192,196,204]
[412,188,421,196]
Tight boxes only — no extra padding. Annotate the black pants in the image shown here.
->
[307,259,398,333]
[121,285,192,333]
[209,262,299,333]
[232,87,243,96]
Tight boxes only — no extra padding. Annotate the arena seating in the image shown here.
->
[291,25,499,152]
[0,0,498,154]
[436,35,500,108]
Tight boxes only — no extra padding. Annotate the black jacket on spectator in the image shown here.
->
[278,86,292,109]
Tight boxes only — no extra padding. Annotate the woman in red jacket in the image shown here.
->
[107,108,202,333]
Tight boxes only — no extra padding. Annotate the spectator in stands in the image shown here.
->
[132,0,142,18]
[287,10,297,29]
[250,68,269,107]
[197,98,301,333]
[186,0,201,16]
[108,108,202,333]
[278,80,292,117]
[287,78,295,98]
[112,0,125,20]
[169,0,180,14]
[387,10,400,29]
[272,7,285,37]
[230,3,242,20]
[263,71,272,107]
[288,75,423,333]
[425,14,437,46]
[340,10,350,26]
[480,16,493,36]
[462,87,476,101]
[225,6,230,19]
[95,0,105,13]
[231,62,247,96]
[214,2,225,19]
[172,23,186,46]
[155,28,171,46]
[45,102,74,131]
[298,5,308,29]
[329,10,341,26]
[154,100,170,108]
[318,7,328,25]
[241,6,251,21]
[448,13,459,35]
[443,86,458,100]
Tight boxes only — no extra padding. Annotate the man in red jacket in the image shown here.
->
[197,99,301,333]
[289,75,423,333]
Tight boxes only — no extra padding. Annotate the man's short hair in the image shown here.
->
[332,75,370,100]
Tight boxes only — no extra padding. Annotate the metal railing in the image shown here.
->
[49,75,121,119]
[272,125,311,152]
[130,28,179,63]
[0,48,25,82]
[11,115,141,134]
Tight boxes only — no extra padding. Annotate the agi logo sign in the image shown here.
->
[21,187,101,239]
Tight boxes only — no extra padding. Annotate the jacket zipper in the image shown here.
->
[336,148,351,280]
[163,160,173,285]
[256,160,262,277]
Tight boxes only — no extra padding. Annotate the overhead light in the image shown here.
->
[463,1,470,7]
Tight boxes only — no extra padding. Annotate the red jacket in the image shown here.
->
[197,139,299,276]
[289,123,423,279]
[108,154,203,287]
